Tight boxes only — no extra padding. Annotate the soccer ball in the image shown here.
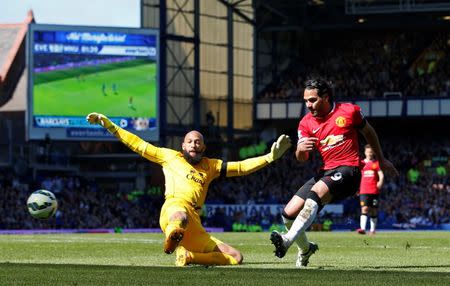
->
[26,190,58,219]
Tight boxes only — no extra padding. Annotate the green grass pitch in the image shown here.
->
[33,59,157,118]
[0,231,449,285]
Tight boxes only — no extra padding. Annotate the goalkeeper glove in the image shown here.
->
[265,134,292,163]
[86,112,118,134]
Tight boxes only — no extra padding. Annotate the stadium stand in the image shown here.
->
[258,31,450,100]
[0,6,448,234]
[1,133,448,231]
[0,173,163,230]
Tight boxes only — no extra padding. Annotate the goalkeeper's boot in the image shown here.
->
[270,230,290,258]
[175,246,191,267]
[164,227,185,254]
[296,242,319,268]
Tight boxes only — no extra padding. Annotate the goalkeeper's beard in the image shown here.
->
[182,150,203,165]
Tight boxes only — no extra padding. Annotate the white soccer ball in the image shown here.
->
[26,190,58,219]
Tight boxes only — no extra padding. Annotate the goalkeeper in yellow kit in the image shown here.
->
[86,112,291,266]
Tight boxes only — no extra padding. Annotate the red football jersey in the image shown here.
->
[297,102,364,170]
[360,159,381,194]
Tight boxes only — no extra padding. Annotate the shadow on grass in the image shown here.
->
[0,263,449,286]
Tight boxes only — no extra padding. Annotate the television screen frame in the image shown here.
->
[26,23,160,142]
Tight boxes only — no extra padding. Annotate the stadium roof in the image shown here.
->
[0,70,27,112]
[0,11,33,110]
[0,27,21,77]
[255,0,450,31]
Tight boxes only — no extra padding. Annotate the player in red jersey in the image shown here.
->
[270,78,398,267]
[356,144,384,235]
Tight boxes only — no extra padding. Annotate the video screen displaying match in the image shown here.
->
[27,24,159,141]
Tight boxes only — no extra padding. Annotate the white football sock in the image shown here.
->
[295,231,310,254]
[284,198,318,246]
[282,215,293,230]
[360,214,368,230]
[282,216,310,253]
[370,217,377,232]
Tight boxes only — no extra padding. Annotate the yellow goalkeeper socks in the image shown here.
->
[163,220,185,254]
[189,251,239,265]
[164,219,184,238]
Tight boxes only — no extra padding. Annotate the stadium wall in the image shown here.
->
[142,0,253,130]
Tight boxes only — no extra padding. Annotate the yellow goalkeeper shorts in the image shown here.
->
[159,198,223,253]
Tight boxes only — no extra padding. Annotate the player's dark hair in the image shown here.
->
[364,144,372,150]
[304,78,333,103]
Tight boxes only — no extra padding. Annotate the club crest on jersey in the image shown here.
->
[335,116,347,127]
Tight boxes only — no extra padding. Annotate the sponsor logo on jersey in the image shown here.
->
[186,169,205,186]
[363,170,375,177]
[335,116,347,127]
[320,134,345,151]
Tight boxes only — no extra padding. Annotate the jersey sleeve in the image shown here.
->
[112,127,174,164]
[352,104,366,129]
[297,118,311,145]
[209,158,224,179]
[225,155,269,177]
[142,146,177,165]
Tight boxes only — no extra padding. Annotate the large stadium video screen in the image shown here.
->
[27,24,159,141]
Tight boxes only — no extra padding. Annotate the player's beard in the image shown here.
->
[182,150,203,165]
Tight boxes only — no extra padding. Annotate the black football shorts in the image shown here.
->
[295,165,361,203]
[359,194,380,208]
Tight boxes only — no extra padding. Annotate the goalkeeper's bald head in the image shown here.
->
[182,130,206,165]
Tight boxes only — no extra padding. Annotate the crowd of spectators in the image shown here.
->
[259,31,450,100]
[0,174,162,230]
[205,135,449,230]
[381,174,449,229]
[0,134,448,231]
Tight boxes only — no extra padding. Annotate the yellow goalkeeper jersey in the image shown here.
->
[112,128,270,209]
